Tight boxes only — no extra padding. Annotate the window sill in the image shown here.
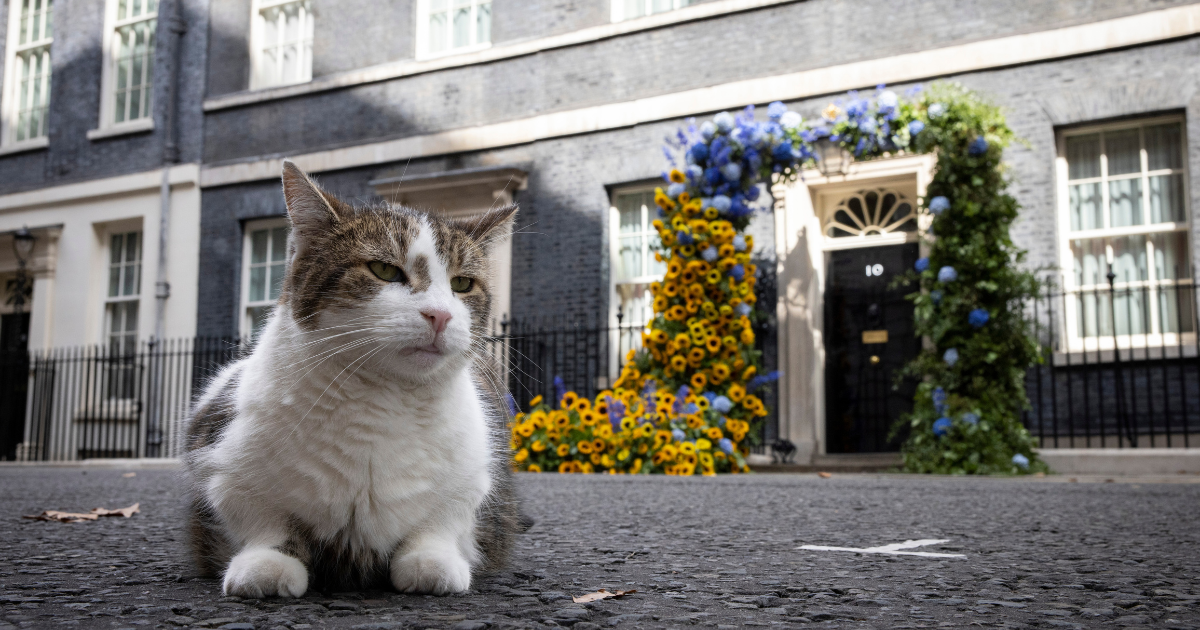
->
[415,41,492,62]
[0,136,49,156]
[87,118,155,141]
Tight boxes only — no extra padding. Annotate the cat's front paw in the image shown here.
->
[223,547,308,599]
[390,547,472,595]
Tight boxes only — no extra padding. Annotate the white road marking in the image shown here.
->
[796,538,966,558]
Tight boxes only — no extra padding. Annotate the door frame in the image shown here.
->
[771,153,935,463]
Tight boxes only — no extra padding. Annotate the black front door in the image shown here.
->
[0,312,30,461]
[824,244,920,453]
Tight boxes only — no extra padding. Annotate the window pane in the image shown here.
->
[110,234,124,264]
[618,205,642,234]
[108,266,121,298]
[1105,129,1140,176]
[1066,134,1100,180]
[476,1,490,45]
[250,229,268,263]
[1149,174,1185,224]
[1152,232,1190,281]
[1069,183,1102,231]
[1071,238,1106,287]
[615,283,653,327]
[1110,235,1147,283]
[125,232,140,262]
[1146,123,1182,171]
[652,0,672,13]
[1108,178,1143,228]
[268,263,285,300]
[624,0,644,19]
[618,236,642,281]
[122,260,140,296]
[122,301,139,333]
[249,265,266,303]
[249,306,272,341]
[429,9,447,52]
[452,5,470,48]
[270,227,289,262]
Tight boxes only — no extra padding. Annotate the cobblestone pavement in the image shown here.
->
[1,467,1199,630]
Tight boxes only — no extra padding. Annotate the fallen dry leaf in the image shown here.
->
[23,511,98,523]
[572,588,637,603]
[23,503,139,523]
[122,472,136,478]
[817,472,832,479]
[91,503,139,518]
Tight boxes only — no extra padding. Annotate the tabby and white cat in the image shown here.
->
[184,162,523,598]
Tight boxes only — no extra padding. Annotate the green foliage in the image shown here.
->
[889,83,1046,474]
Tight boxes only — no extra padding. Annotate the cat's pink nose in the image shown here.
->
[422,309,452,335]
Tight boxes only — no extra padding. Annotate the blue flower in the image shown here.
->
[858,118,877,134]
[968,309,990,328]
[929,196,950,214]
[915,257,930,272]
[713,396,733,413]
[701,246,718,262]
[932,417,952,437]
[928,103,946,118]
[554,375,567,403]
[962,412,979,425]
[675,384,690,402]
[688,143,710,163]
[641,378,657,396]
[686,164,703,181]
[877,90,898,112]
[780,111,802,129]
[714,112,734,133]
[608,398,626,425]
[943,348,959,366]
[1012,453,1030,468]
[767,101,788,121]
[745,185,760,201]
[733,235,747,252]
[938,266,958,283]
[729,264,745,281]
[504,393,518,417]
[672,428,687,442]
[968,136,989,157]
[720,162,742,182]
[712,195,732,213]
[676,231,693,245]
[908,120,925,136]
[771,141,795,163]
[932,386,947,414]
[667,183,685,198]
[735,303,752,317]
[718,438,734,454]
[931,289,944,304]
[746,370,781,391]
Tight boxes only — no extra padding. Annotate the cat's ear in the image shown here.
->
[455,204,518,251]
[281,160,348,254]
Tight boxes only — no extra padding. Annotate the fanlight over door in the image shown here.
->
[823,188,917,240]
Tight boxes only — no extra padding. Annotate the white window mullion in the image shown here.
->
[250,0,313,90]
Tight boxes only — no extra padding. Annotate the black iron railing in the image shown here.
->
[1024,279,1200,448]
[0,338,241,461]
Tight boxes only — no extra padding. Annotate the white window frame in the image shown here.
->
[95,0,157,136]
[1056,114,1192,352]
[1,0,53,149]
[607,187,667,380]
[611,0,691,23]
[240,217,290,341]
[414,0,492,61]
[248,0,313,91]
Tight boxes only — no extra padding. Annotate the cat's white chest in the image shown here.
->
[207,360,493,555]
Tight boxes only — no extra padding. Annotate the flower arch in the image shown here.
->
[510,82,1046,475]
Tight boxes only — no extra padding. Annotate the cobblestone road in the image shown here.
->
[1,467,1198,630]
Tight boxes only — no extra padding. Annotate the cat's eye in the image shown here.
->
[368,261,407,283]
[450,276,474,293]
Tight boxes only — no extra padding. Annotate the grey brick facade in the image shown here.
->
[0,0,209,195]
[3,0,1199,354]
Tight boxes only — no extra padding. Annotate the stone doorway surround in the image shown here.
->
[771,154,936,465]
